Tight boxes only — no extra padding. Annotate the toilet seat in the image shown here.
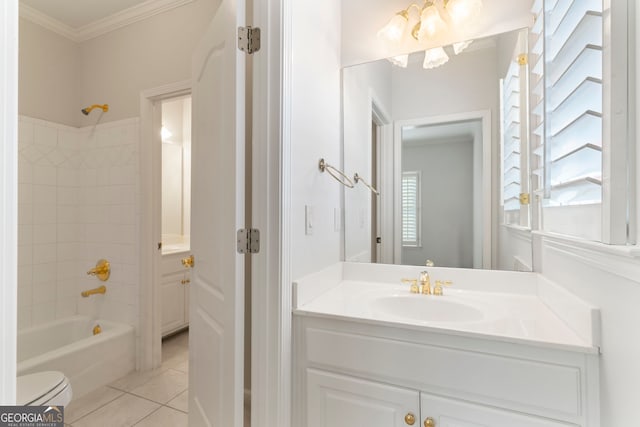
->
[17,371,72,406]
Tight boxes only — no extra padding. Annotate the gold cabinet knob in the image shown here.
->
[404,413,416,425]
[181,255,194,268]
[424,417,435,427]
[181,278,191,285]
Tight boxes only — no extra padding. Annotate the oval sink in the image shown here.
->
[371,296,485,323]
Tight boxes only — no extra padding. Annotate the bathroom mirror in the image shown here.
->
[343,28,532,270]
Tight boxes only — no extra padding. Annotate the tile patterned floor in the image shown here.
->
[64,330,250,426]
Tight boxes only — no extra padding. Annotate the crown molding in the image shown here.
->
[20,0,194,43]
[20,4,79,41]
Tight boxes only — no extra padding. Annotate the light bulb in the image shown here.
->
[423,47,449,69]
[452,39,473,55]
[416,4,448,42]
[387,54,409,68]
[161,126,173,142]
[377,10,409,44]
[445,0,482,26]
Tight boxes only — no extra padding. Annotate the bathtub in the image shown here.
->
[17,316,135,399]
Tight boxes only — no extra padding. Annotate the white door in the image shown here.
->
[189,0,245,425]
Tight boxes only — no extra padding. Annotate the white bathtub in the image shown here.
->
[17,316,135,399]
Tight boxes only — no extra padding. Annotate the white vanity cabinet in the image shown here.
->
[160,251,191,336]
[294,315,600,427]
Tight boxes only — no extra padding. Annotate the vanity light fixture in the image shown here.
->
[444,0,483,26]
[452,39,472,55]
[387,54,409,68]
[377,0,482,44]
[422,46,449,69]
[415,2,448,42]
[377,10,410,44]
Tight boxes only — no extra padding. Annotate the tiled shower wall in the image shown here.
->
[18,116,140,332]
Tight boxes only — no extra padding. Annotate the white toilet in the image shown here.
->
[17,371,73,406]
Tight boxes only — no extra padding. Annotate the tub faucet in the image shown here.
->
[87,259,110,281]
[81,285,106,298]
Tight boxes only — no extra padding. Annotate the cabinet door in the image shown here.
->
[161,272,186,335]
[420,393,575,427]
[307,369,419,427]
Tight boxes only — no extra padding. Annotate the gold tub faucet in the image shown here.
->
[87,259,110,281]
[81,285,106,297]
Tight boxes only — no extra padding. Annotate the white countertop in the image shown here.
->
[293,263,600,354]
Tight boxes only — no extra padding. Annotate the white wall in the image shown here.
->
[342,59,393,262]
[19,18,79,127]
[290,0,343,280]
[401,139,474,267]
[18,0,218,126]
[18,116,140,331]
[538,239,640,425]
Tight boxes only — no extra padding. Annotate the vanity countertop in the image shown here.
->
[293,263,600,354]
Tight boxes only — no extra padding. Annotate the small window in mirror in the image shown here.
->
[402,171,421,247]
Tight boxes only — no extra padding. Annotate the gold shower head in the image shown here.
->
[81,104,109,115]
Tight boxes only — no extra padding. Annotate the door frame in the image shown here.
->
[139,80,191,371]
[0,0,18,405]
[392,110,492,269]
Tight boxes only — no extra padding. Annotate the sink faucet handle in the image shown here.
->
[433,280,453,296]
[401,278,420,294]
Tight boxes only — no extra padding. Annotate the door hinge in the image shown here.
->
[238,26,261,54]
[237,228,260,254]
[519,193,530,205]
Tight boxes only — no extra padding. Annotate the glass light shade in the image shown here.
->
[377,11,409,43]
[445,0,482,26]
[423,47,449,69]
[452,39,473,55]
[417,5,448,41]
[387,54,409,68]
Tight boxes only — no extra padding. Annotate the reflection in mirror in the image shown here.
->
[399,118,484,268]
[343,28,531,270]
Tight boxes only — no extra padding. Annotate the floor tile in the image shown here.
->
[162,354,189,373]
[134,406,188,427]
[166,389,188,413]
[65,386,124,423]
[129,369,188,404]
[109,367,168,392]
[71,394,160,427]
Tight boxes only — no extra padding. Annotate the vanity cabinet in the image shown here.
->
[294,315,599,427]
[160,251,191,336]
[307,369,570,427]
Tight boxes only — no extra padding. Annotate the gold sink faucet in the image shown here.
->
[419,270,431,295]
[81,285,106,297]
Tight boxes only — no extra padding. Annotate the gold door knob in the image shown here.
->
[424,417,435,427]
[181,279,190,285]
[181,255,194,268]
[404,413,416,425]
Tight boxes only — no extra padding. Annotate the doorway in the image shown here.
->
[159,95,193,339]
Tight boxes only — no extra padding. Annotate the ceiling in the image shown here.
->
[20,0,150,28]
